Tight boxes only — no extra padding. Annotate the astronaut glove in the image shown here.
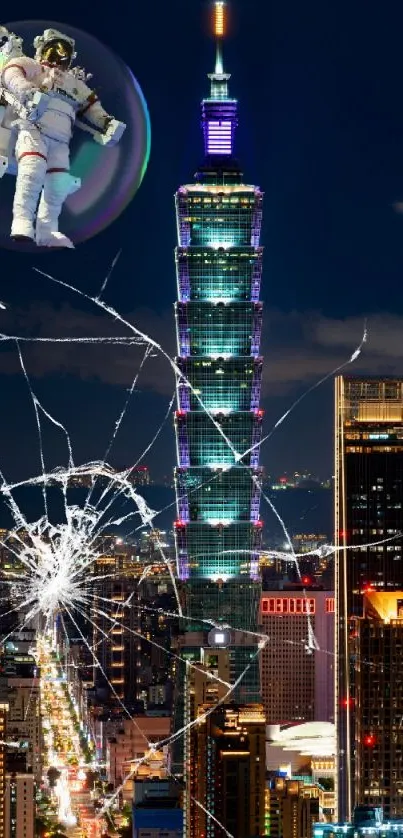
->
[96,118,126,147]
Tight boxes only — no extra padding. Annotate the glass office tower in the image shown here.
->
[335,376,403,820]
[173,2,264,702]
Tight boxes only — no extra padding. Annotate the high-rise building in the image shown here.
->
[136,571,177,712]
[260,589,334,724]
[0,655,41,782]
[91,556,139,706]
[314,806,403,838]
[334,376,403,820]
[90,536,176,713]
[106,715,171,797]
[132,780,183,838]
[354,591,403,817]
[4,755,35,838]
[173,0,265,704]
[0,704,7,838]
[189,703,266,838]
[265,776,320,838]
[181,645,231,833]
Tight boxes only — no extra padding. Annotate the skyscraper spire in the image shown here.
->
[201,0,238,160]
[213,0,226,75]
[209,1,228,94]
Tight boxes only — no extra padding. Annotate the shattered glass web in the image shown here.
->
[0,261,383,836]
[0,20,151,250]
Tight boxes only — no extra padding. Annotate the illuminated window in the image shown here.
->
[326,597,335,613]
[261,597,316,615]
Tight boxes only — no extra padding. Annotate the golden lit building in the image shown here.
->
[189,702,266,838]
[181,645,230,834]
[106,715,171,798]
[181,642,266,836]
[92,555,139,703]
[335,377,403,820]
[354,591,403,818]
[265,777,320,838]
[0,704,7,838]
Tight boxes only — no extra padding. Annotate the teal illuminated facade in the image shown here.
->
[173,26,264,702]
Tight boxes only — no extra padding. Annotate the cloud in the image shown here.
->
[0,302,176,393]
[261,309,403,394]
[0,303,401,397]
[311,312,403,358]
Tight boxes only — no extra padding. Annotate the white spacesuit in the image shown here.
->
[0,28,126,247]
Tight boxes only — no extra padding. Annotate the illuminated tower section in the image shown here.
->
[174,1,264,701]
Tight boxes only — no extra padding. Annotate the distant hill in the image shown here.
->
[0,484,332,544]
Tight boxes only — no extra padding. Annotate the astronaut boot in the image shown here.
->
[36,171,81,248]
[36,229,74,249]
[10,217,35,242]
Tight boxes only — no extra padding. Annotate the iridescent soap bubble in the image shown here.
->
[0,20,151,250]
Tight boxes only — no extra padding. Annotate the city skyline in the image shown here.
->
[0,2,403,838]
[0,0,403,486]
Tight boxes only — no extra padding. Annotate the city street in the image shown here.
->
[37,636,103,838]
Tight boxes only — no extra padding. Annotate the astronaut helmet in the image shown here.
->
[0,27,23,61]
[33,28,76,69]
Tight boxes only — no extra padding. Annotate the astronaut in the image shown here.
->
[0,27,126,247]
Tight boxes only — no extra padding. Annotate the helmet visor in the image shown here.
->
[41,39,72,67]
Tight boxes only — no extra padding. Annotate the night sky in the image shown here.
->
[1,0,403,487]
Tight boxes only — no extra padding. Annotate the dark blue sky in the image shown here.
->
[1,0,403,486]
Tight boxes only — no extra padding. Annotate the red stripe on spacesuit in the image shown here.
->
[2,63,27,77]
[78,93,99,116]
[18,151,47,162]
[47,168,69,173]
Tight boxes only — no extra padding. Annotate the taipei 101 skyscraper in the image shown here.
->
[173,1,265,714]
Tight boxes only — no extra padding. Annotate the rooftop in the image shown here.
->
[267,722,335,757]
